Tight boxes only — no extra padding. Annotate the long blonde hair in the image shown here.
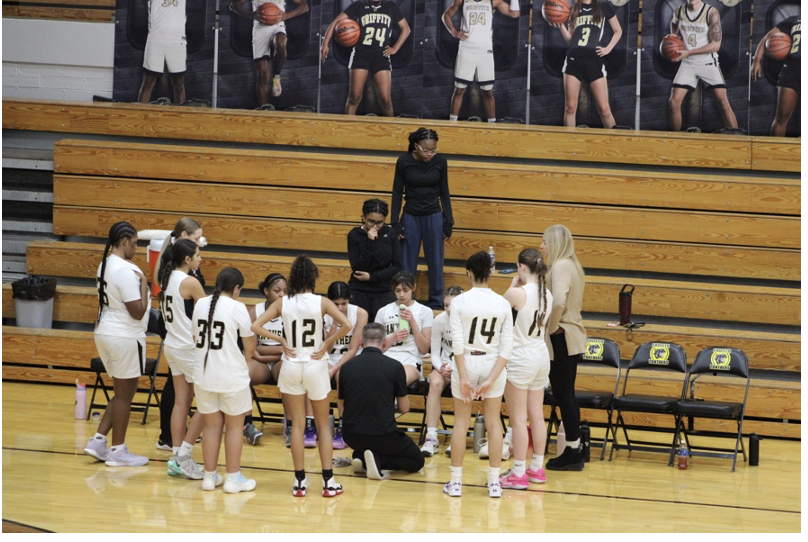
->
[543,224,585,286]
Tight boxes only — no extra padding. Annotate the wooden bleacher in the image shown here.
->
[2,99,800,439]
[2,0,114,22]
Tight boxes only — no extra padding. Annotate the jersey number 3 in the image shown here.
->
[196,320,225,350]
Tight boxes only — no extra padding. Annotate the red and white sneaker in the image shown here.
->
[292,477,308,497]
[322,477,344,498]
[526,467,547,484]
[499,469,529,490]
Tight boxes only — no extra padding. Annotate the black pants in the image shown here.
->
[550,331,582,442]
[342,430,425,473]
[159,369,175,444]
[350,289,395,323]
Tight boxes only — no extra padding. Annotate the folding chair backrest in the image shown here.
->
[622,341,688,396]
[582,337,621,370]
[690,347,749,379]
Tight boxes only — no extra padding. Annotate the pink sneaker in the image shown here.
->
[526,467,547,484]
[499,469,529,490]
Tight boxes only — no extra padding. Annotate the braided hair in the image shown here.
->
[407,127,439,152]
[518,248,549,327]
[203,267,244,370]
[97,221,137,324]
[361,198,389,218]
[327,281,351,301]
[158,238,198,303]
[288,255,318,298]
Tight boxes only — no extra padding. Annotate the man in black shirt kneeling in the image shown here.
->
[339,322,425,479]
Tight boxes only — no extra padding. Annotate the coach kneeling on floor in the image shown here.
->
[339,322,425,479]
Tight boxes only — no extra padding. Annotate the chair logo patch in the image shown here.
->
[709,349,732,371]
[583,339,604,360]
[649,343,670,365]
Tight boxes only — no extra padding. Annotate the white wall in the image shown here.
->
[2,18,116,101]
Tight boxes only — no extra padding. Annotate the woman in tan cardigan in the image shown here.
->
[541,224,587,471]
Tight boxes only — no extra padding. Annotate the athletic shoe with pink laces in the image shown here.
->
[499,469,529,490]
[526,466,547,484]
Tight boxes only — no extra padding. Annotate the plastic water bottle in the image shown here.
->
[580,420,591,462]
[75,380,87,420]
[677,439,689,470]
[398,304,410,332]
[488,246,496,273]
[556,422,566,457]
[473,414,486,453]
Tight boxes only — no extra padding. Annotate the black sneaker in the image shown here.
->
[156,438,172,451]
[545,446,585,471]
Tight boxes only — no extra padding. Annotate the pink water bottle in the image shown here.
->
[75,380,87,420]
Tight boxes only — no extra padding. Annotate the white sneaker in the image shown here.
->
[443,480,462,497]
[444,445,452,456]
[104,445,148,467]
[364,450,390,480]
[202,471,223,491]
[478,439,490,459]
[487,480,503,498]
[83,437,109,462]
[223,472,257,494]
[502,442,513,461]
[352,457,367,475]
[420,437,439,457]
[178,453,204,480]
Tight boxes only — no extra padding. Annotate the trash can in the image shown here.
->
[11,276,57,328]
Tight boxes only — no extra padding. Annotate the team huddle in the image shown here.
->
[82,215,586,499]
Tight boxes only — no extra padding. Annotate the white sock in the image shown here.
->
[205,470,217,477]
[94,433,106,441]
[449,115,458,121]
[504,427,513,443]
[178,441,194,457]
[530,454,545,470]
[110,444,125,453]
[226,470,240,481]
[488,118,496,123]
[172,447,180,455]
[426,428,438,440]
[513,460,526,477]
[450,466,463,483]
[488,467,500,483]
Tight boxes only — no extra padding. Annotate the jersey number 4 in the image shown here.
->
[468,317,498,345]
[362,26,387,47]
[196,320,225,350]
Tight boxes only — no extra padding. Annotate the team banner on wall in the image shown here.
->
[110,1,799,137]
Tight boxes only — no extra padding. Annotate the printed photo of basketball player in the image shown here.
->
[138,0,189,104]
[751,14,800,136]
[668,0,738,131]
[442,0,521,123]
[321,0,411,116]
[230,0,310,107]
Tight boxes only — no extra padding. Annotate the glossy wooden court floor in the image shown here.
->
[1,382,801,533]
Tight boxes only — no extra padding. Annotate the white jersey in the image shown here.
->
[324,303,361,365]
[512,283,553,349]
[430,311,454,372]
[375,301,434,366]
[281,293,325,362]
[192,295,254,393]
[449,287,513,360]
[148,0,187,44]
[459,0,494,54]
[95,254,149,339]
[162,270,195,349]
[677,2,718,65]
[253,0,286,28]
[255,300,284,347]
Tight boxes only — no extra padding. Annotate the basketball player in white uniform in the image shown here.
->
[420,286,463,457]
[139,0,188,104]
[193,268,257,493]
[375,271,433,386]
[442,0,520,122]
[444,251,513,498]
[231,0,309,104]
[669,0,738,131]
[159,239,207,478]
[84,222,151,467]
[251,255,351,498]
[499,248,553,490]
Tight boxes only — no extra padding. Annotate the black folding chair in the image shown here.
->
[670,347,750,471]
[546,337,622,460]
[610,342,688,461]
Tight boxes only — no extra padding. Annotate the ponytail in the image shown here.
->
[407,127,439,152]
[97,221,137,324]
[159,238,198,303]
[203,267,244,371]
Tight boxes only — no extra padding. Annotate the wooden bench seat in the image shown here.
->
[3,1,114,23]
[22,243,801,326]
[53,139,801,216]
[54,176,799,250]
[4,99,800,172]
[4,280,799,372]
[49,207,800,282]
